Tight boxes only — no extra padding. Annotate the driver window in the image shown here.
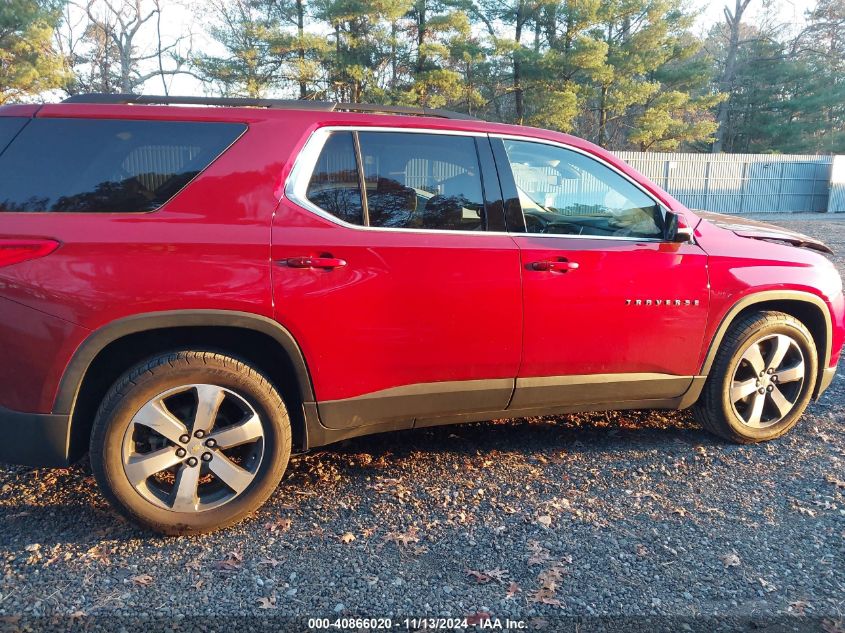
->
[503,139,663,238]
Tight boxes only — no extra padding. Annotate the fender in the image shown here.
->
[698,290,832,395]
[53,309,316,416]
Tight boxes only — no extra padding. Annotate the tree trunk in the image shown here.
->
[416,0,427,75]
[598,85,608,147]
[297,0,306,99]
[513,0,525,125]
[713,0,753,153]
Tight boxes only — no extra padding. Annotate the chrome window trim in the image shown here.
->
[285,125,689,243]
[490,132,680,244]
[284,125,508,237]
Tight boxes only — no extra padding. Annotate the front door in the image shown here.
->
[272,129,522,428]
[492,137,710,410]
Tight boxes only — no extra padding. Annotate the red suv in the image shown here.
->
[0,94,842,534]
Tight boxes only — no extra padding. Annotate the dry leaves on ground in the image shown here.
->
[467,568,509,584]
[257,594,277,610]
[215,551,244,573]
[384,527,420,547]
[130,574,153,587]
[264,518,292,533]
[720,552,742,567]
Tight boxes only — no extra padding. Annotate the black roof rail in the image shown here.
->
[61,93,478,120]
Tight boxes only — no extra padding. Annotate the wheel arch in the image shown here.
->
[700,291,831,398]
[55,310,318,462]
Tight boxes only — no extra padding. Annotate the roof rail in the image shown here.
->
[61,93,478,121]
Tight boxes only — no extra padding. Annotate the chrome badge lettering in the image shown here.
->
[626,299,700,306]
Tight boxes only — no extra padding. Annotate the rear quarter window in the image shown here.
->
[0,118,27,154]
[0,119,246,213]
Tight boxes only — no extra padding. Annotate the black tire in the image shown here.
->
[693,311,817,443]
[90,351,291,535]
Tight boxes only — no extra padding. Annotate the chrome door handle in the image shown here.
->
[530,259,579,272]
[284,256,347,270]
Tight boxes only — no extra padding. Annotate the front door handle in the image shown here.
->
[530,259,579,273]
[284,256,347,270]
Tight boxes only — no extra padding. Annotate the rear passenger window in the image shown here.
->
[0,119,245,213]
[0,118,27,154]
[358,132,485,231]
[303,131,486,231]
[305,132,364,225]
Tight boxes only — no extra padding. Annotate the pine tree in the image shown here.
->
[398,0,477,109]
[0,0,67,103]
[314,0,410,102]
[193,0,288,98]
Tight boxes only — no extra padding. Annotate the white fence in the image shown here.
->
[617,152,838,214]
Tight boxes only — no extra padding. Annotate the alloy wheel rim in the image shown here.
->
[730,334,805,429]
[121,384,265,512]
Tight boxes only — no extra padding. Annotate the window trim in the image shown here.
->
[286,126,509,236]
[490,133,672,243]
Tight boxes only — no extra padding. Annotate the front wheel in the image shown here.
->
[693,311,817,443]
[90,351,291,535]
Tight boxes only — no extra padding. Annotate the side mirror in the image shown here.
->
[664,211,694,243]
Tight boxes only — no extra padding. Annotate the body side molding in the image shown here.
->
[53,310,316,416]
[318,378,515,430]
[510,373,694,410]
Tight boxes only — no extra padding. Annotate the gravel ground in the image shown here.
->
[1,216,844,632]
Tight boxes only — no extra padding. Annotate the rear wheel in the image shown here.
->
[90,351,291,535]
[693,311,817,443]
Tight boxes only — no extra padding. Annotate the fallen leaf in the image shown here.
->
[466,611,491,626]
[527,540,552,566]
[506,581,521,598]
[825,476,845,490]
[485,568,509,583]
[530,588,562,607]
[340,532,356,544]
[185,560,202,572]
[259,558,281,568]
[191,579,204,590]
[788,600,810,615]
[257,595,277,610]
[215,552,243,573]
[264,518,292,533]
[536,515,552,528]
[130,574,153,587]
[720,552,742,568]
[86,545,112,566]
[384,527,420,547]
[24,544,40,552]
[758,577,776,593]
[467,570,491,584]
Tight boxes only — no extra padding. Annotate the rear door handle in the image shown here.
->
[530,259,579,273]
[284,256,347,270]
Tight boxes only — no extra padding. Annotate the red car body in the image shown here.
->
[0,101,842,467]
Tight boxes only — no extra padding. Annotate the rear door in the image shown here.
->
[491,136,710,410]
[272,128,522,429]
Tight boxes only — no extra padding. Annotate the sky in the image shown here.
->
[102,0,816,96]
[695,0,811,35]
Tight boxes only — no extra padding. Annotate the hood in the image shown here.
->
[696,211,833,255]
